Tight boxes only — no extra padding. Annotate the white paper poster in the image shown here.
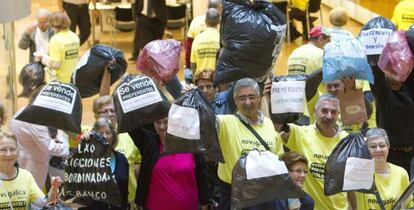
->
[167,104,200,140]
[342,157,375,191]
[359,28,393,55]
[271,81,306,114]
[117,77,162,113]
[246,150,288,180]
[33,82,77,114]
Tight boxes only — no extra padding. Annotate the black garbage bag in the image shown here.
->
[215,0,286,84]
[114,74,170,133]
[165,89,224,163]
[270,74,306,124]
[405,24,414,56]
[18,62,45,98]
[15,81,82,133]
[324,132,375,196]
[61,132,121,207]
[358,16,396,66]
[232,150,305,209]
[72,45,127,98]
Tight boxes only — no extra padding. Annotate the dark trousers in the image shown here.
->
[63,2,91,45]
[388,149,413,177]
[132,15,166,58]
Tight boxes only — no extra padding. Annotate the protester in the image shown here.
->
[57,0,91,46]
[277,93,350,210]
[328,7,354,42]
[92,95,141,207]
[355,128,413,209]
[391,0,414,30]
[79,117,129,210]
[18,8,54,62]
[190,8,220,77]
[279,152,314,210]
[216,78,284,210]
[0,131,62,209]
[128,115,209,210]
[47,12,80,83]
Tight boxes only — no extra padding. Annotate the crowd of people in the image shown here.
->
[1,0,414,210]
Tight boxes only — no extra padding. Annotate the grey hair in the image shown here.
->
[365,128,390,146]
[314,93,339,110]
[206,8,220,27]
[233,78,260,99]
[37,8,51,18]
[208,0,221,9]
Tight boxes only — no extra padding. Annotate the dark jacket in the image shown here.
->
[128,127,210,207]
[370,65,414,148]
[247,193,314,210]
[17,27,54,62]
[79,151,129,210]
[134,0,168,23]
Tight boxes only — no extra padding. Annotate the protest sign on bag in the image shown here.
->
[359,29,393,55]
[15,81,82,133]
[114,74,170,133]
[167,104,200,140]
[342,157,375,191]
[270,74,306,124]
[338,89,368,126]
[62,132,121,207]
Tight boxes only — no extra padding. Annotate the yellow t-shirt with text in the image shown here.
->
[285,124,349,210]
[217,115,284,184]
[391,0,414,30]
[190,27,220,76]
[0,168,44,209]
[287,43,323,75]
[48,29,80,83]
[355,163,413,210]
[187,15,207,39]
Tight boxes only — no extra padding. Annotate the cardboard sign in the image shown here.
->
[62,133,121,207]
[359,28,393,55]
[271,80,306,114]
[33,82,76,114]
[338,89,368,126]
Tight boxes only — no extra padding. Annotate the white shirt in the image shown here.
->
[34,27,49,56]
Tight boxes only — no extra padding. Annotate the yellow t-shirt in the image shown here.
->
[391,0,414,30]
[48,29,80,83]
[190,27,220,77]
[355,163,413,210]
[285,124,349,210]
[0,168,44,209]
[287,43,323,75]
[187,15,207,39]
[217,115,284,184]
[291,0,309,11]
[115,133,141,202]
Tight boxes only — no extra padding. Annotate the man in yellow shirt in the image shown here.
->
[190,8,220,78]
[278,93,351,210]
[217,78,284,210]
[391,0,414,30]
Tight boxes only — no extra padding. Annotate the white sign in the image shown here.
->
[246,150,288,180]
[271,81,306,114]
[33,82,77,114]
[167,104,200,140]
[117,76,162,113]
[359,28,393,55]
[342,157,375,191]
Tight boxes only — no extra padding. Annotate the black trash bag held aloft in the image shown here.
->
[358,16,396,66]
[61,132,121,207]
[270,74,306,124]
[15,81,82,133]
[114,74,170,133]
[232,150,305,209]
[324,132,375,196]
[72,45,127,98]
[165,89,224,163]
[215,0,286,84]
[18,62,45,98]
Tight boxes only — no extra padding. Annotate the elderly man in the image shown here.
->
[18,9,54,62]
[278,93,351,210]
[217,78,284,210]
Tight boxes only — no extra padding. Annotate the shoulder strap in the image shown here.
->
[235,114,271,151]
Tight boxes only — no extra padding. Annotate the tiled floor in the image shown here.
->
[5,0,368,127]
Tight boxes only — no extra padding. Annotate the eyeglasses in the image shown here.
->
[368,144,388,151]
[290,169,308,174]
[0,147,17,154]
[236,95,259,102]
[197,84,214,91]
[98,109,116,115]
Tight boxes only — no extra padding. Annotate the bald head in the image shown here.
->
[205,8,220,28]
[36,9,51,32]
[208,0,221,9]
